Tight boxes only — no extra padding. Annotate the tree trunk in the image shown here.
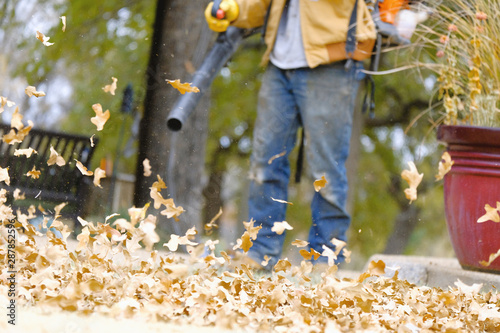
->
[134,0,212,238]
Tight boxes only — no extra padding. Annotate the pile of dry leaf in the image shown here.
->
[1,25,500,333]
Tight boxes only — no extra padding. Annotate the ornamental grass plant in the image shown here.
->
[415,0,500,127]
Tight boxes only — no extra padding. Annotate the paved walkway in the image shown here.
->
[363,254,500,292]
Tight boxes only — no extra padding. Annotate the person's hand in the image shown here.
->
[204,0,239,32]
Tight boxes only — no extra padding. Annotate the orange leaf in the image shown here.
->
[166,79,200,94]
[314,175,328,192]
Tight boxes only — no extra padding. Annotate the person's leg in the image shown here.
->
[293,61,362,264]
[246,64,301,268]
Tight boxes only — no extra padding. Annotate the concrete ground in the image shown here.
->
[363,254,500,293]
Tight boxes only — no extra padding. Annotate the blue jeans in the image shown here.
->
[247,61,363,268]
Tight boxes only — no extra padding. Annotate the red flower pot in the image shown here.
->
[437,125,500,273]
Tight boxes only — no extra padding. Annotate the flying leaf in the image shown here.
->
[299,248,321,261]
[102,77,118,95]
[480,248,500,267]
[11,107,24,129]
[240,231,253,253]
[36,30,54,46]
[60,16,66,32]
[291,239,309,248]
[166,79,200,94]
[14,148,37,158]
[274,259,292,273]
[91,103,110,131]
[268,151,286,165]
[321,245,337,266]
[314,175,328,192]
[47,146,66,166]
[368,260,386,276]
[205,207,222,235]
[13,189,25,201]
[90,134,96,147]
[143,158,152,177]
[0,167,10,185]
[93,167,106,188]
[477,202,500,223]
[25,85,46,98]
[271,221,293,235]
[75,159,93,176]
[436,151,454,181]
[271,197,293,205]
[401,161,423,204]
[0,96,15,113]
[26,166,41,179]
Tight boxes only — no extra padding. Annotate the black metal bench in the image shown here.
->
[0,122,97,218]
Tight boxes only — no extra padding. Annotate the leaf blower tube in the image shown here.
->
[167,26,248,132]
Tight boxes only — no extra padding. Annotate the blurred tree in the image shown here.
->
[134,0,213,238]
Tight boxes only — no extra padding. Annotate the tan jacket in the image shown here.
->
[232,0,377,68]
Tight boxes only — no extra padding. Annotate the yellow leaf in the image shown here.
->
[102,77,118,95]
[480,248,500,267]
[477,202,500,223]
[271,221,293,235]
[166,79,200,94]
[435,151,454,181]
[36,30,54,46]
[314,175,328,192]
[26,166,41,179]
[93,167,106,188]
[75,159,93,176]
[91,103,110,131]
[25,85,46,98]
[47,146,66,166]
[401,161,423,204]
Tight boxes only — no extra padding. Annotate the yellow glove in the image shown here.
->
[204,0,239,32]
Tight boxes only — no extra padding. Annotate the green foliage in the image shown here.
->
[16,0,155,173]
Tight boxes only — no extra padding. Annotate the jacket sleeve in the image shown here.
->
[231,0,272,29]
